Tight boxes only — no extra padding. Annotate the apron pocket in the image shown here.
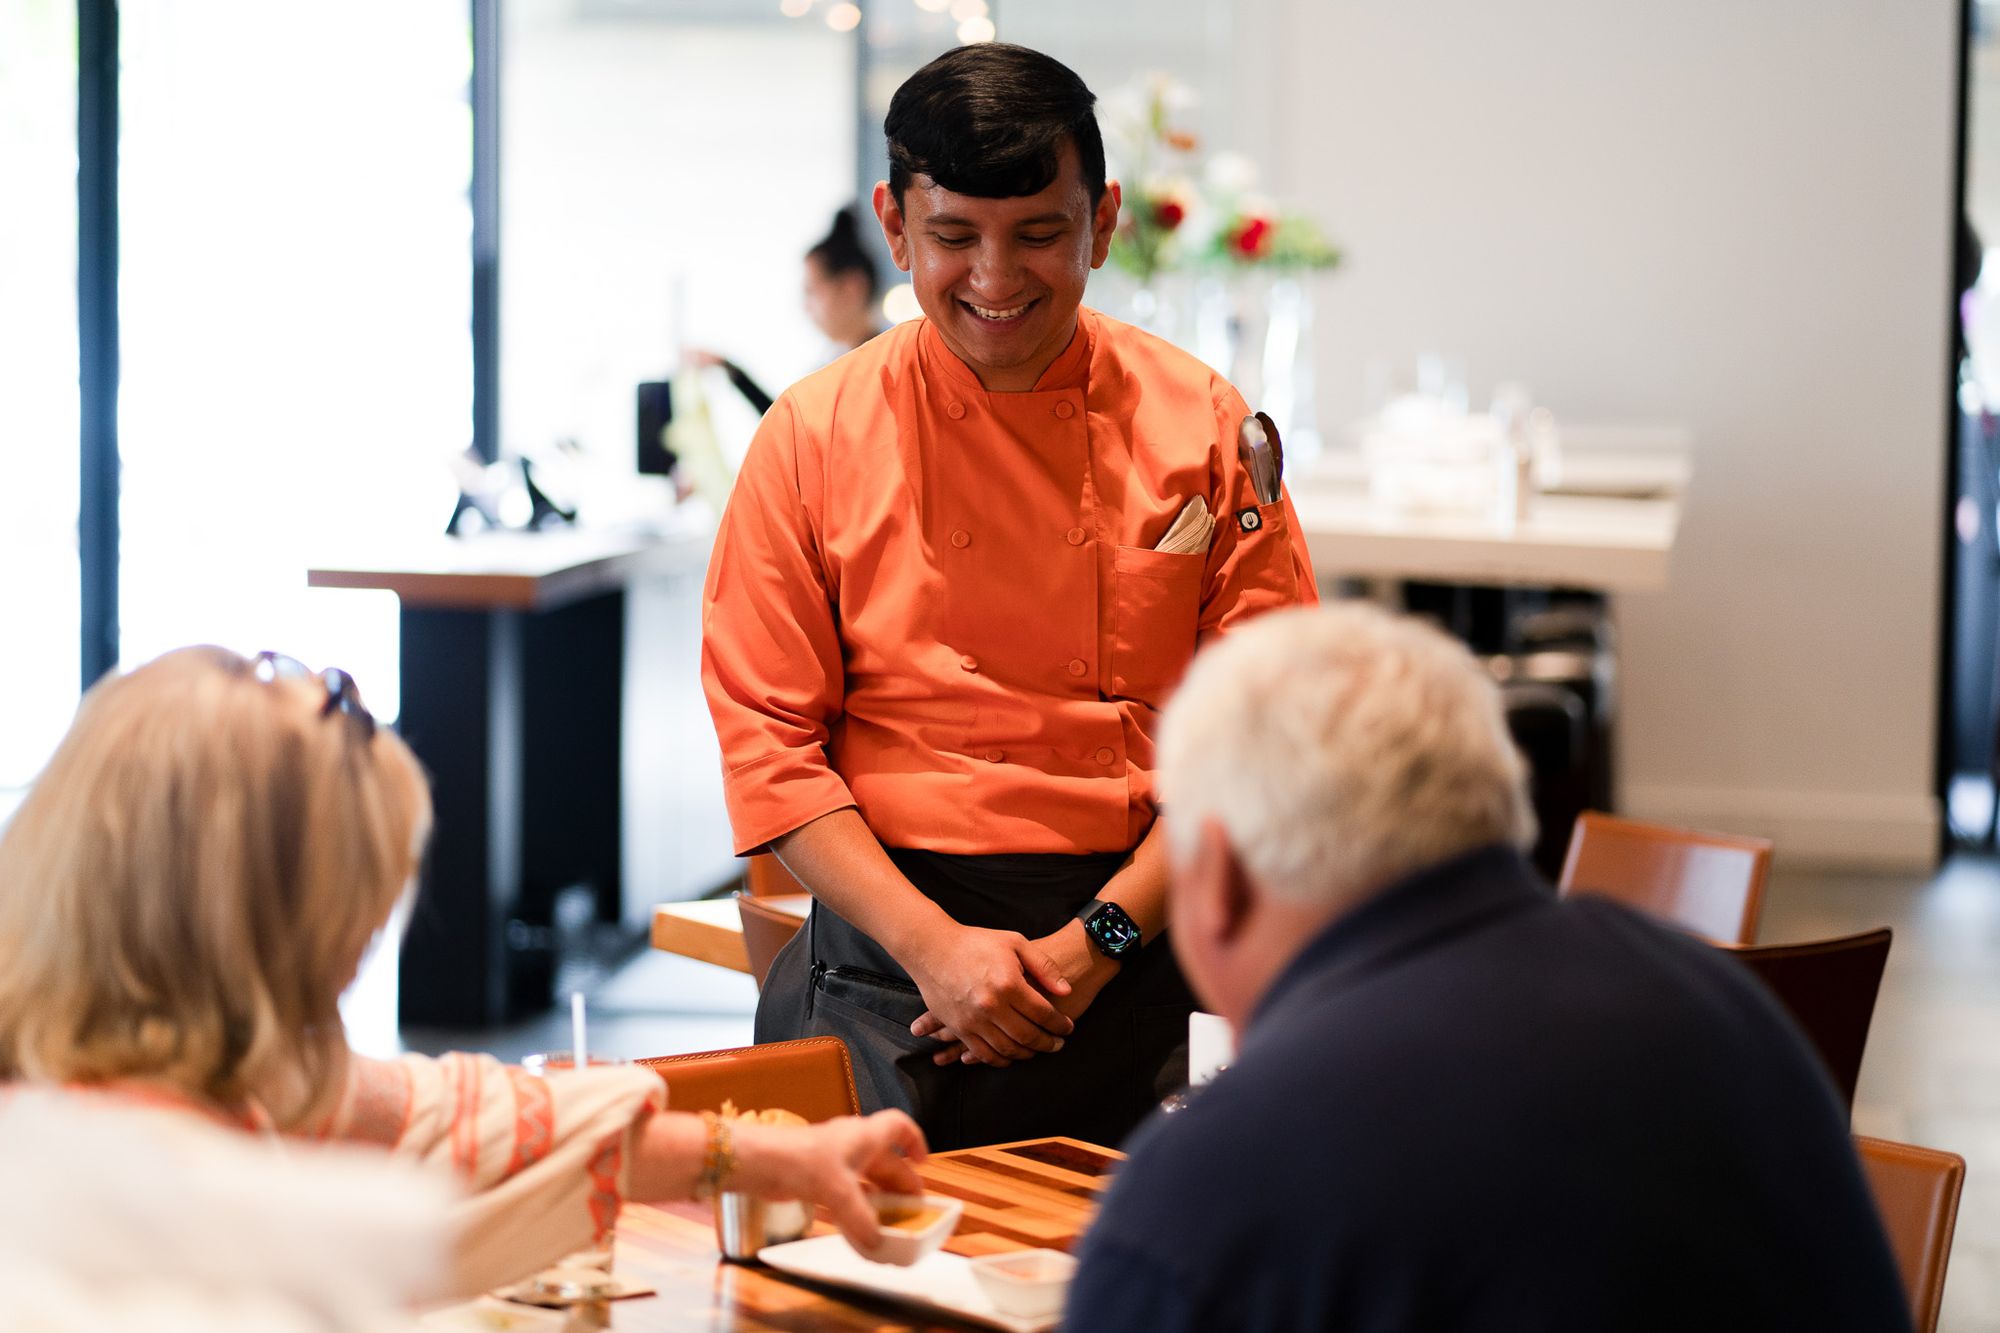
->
[810,970,946,1122]
[813,965,928,1041]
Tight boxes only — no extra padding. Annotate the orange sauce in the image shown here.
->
[878,1204,944,1232]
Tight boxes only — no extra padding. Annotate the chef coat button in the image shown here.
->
[1066,526,1087,545]
[951,529,971,548]
[961,655,979,672]
[1066,658,1087,677]
[985,749,1005,763]
[1095,747,1116,766]
[946,402,966,420]
[1054,400,1076,420]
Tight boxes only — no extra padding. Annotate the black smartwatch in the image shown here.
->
[1075,899,1142,961]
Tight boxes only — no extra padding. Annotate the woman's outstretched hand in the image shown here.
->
[728,1110,929,1251]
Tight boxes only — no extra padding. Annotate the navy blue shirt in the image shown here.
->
[1064,846,1911,1333]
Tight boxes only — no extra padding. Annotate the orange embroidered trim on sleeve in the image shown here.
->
[445,1053,483,1179]
[336,1059,415,1148]
[504,1064,556,1176]
[586,1126,626,1247]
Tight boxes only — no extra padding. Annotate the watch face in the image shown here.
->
[1085,902,1142,958]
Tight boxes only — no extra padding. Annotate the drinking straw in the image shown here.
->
[571,990,588,1070]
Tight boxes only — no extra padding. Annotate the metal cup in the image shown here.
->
[713,1192,810,1261]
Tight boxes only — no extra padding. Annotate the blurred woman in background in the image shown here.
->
[690,205,885,414]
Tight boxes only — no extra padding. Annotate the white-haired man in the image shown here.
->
[1063,603,1911,1332]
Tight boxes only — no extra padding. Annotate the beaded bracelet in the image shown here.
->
[694,1110,737,1200]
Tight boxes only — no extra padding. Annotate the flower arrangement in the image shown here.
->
[1205,199,1342,270]
[1102,75,1340,285]
[1101,75,1201,286]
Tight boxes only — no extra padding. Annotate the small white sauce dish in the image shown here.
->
[854,1192,963,1266]
[968,1247,1077,1318]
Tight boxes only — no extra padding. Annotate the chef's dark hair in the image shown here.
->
[807,207,880,299]
[885,43,1105,208]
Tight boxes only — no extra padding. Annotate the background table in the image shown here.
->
[311,527,707,1026]
[652,894,811,974]
[599,1136,1117,1330]
[1289,446,1686,592]
[1292,439,1689,861]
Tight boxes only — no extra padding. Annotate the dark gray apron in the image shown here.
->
[753,848,1193,1151]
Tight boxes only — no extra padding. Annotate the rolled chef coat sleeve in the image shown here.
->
[700,395,856,854]
[1196,383,1319,643]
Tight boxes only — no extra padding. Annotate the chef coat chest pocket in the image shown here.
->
[1111,545,1203,706]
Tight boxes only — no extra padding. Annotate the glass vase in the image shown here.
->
[1259,274,1322,461]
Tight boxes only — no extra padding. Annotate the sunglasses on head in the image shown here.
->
[249,651,377,740]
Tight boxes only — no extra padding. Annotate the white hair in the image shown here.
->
[1158,602,1535,907]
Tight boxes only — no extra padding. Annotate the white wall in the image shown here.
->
[1251,1,1959,868]
[1005,0,1240,146]
[503,4,856,463]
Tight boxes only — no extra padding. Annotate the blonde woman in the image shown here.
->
[0,646,926,1298]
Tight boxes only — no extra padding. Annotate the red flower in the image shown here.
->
[1153,198,1186,231]
[1232,216,1274,260]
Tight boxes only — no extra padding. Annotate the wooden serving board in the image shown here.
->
[595,1136,1123,1330]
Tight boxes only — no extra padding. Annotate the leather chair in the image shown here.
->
[636,1036,860,1121]
[1855,1135,1966,1333]
[745,852,808,898]
[1503,681,1592,879]
[1720,927,1893,1115]
[1558,811,1772,945]
[736,892,806,991]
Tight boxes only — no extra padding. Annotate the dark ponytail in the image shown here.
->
[807,207,881,300]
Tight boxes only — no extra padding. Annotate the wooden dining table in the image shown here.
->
[435,1136,1118,1330]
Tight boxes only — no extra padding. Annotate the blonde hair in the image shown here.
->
[1159,603,1535,909]
[0,647,430,1127]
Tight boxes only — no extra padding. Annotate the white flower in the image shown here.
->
[1100,85,1149,138]
[1236,190,1280,219]
[1146,71,1198,113]
[1204,151,1260,197]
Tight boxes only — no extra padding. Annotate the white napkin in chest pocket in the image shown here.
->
[1153,496,1214,555]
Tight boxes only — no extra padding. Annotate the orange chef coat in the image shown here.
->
[701,307,1316,858]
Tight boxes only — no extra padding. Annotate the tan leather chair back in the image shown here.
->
[1721,927,1893,1115]
[736,892,805,991]
[1558,811,1772,945]
[1855,1135,1965,1333]
[745,852,808,898]
[637,1036,860,1122]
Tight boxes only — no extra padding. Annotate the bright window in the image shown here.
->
[117,0,472,717]
[0,1,81,793]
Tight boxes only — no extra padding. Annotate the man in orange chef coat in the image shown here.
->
[700,43,1316,1150]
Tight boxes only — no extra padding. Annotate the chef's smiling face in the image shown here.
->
[875,140,1120,393]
